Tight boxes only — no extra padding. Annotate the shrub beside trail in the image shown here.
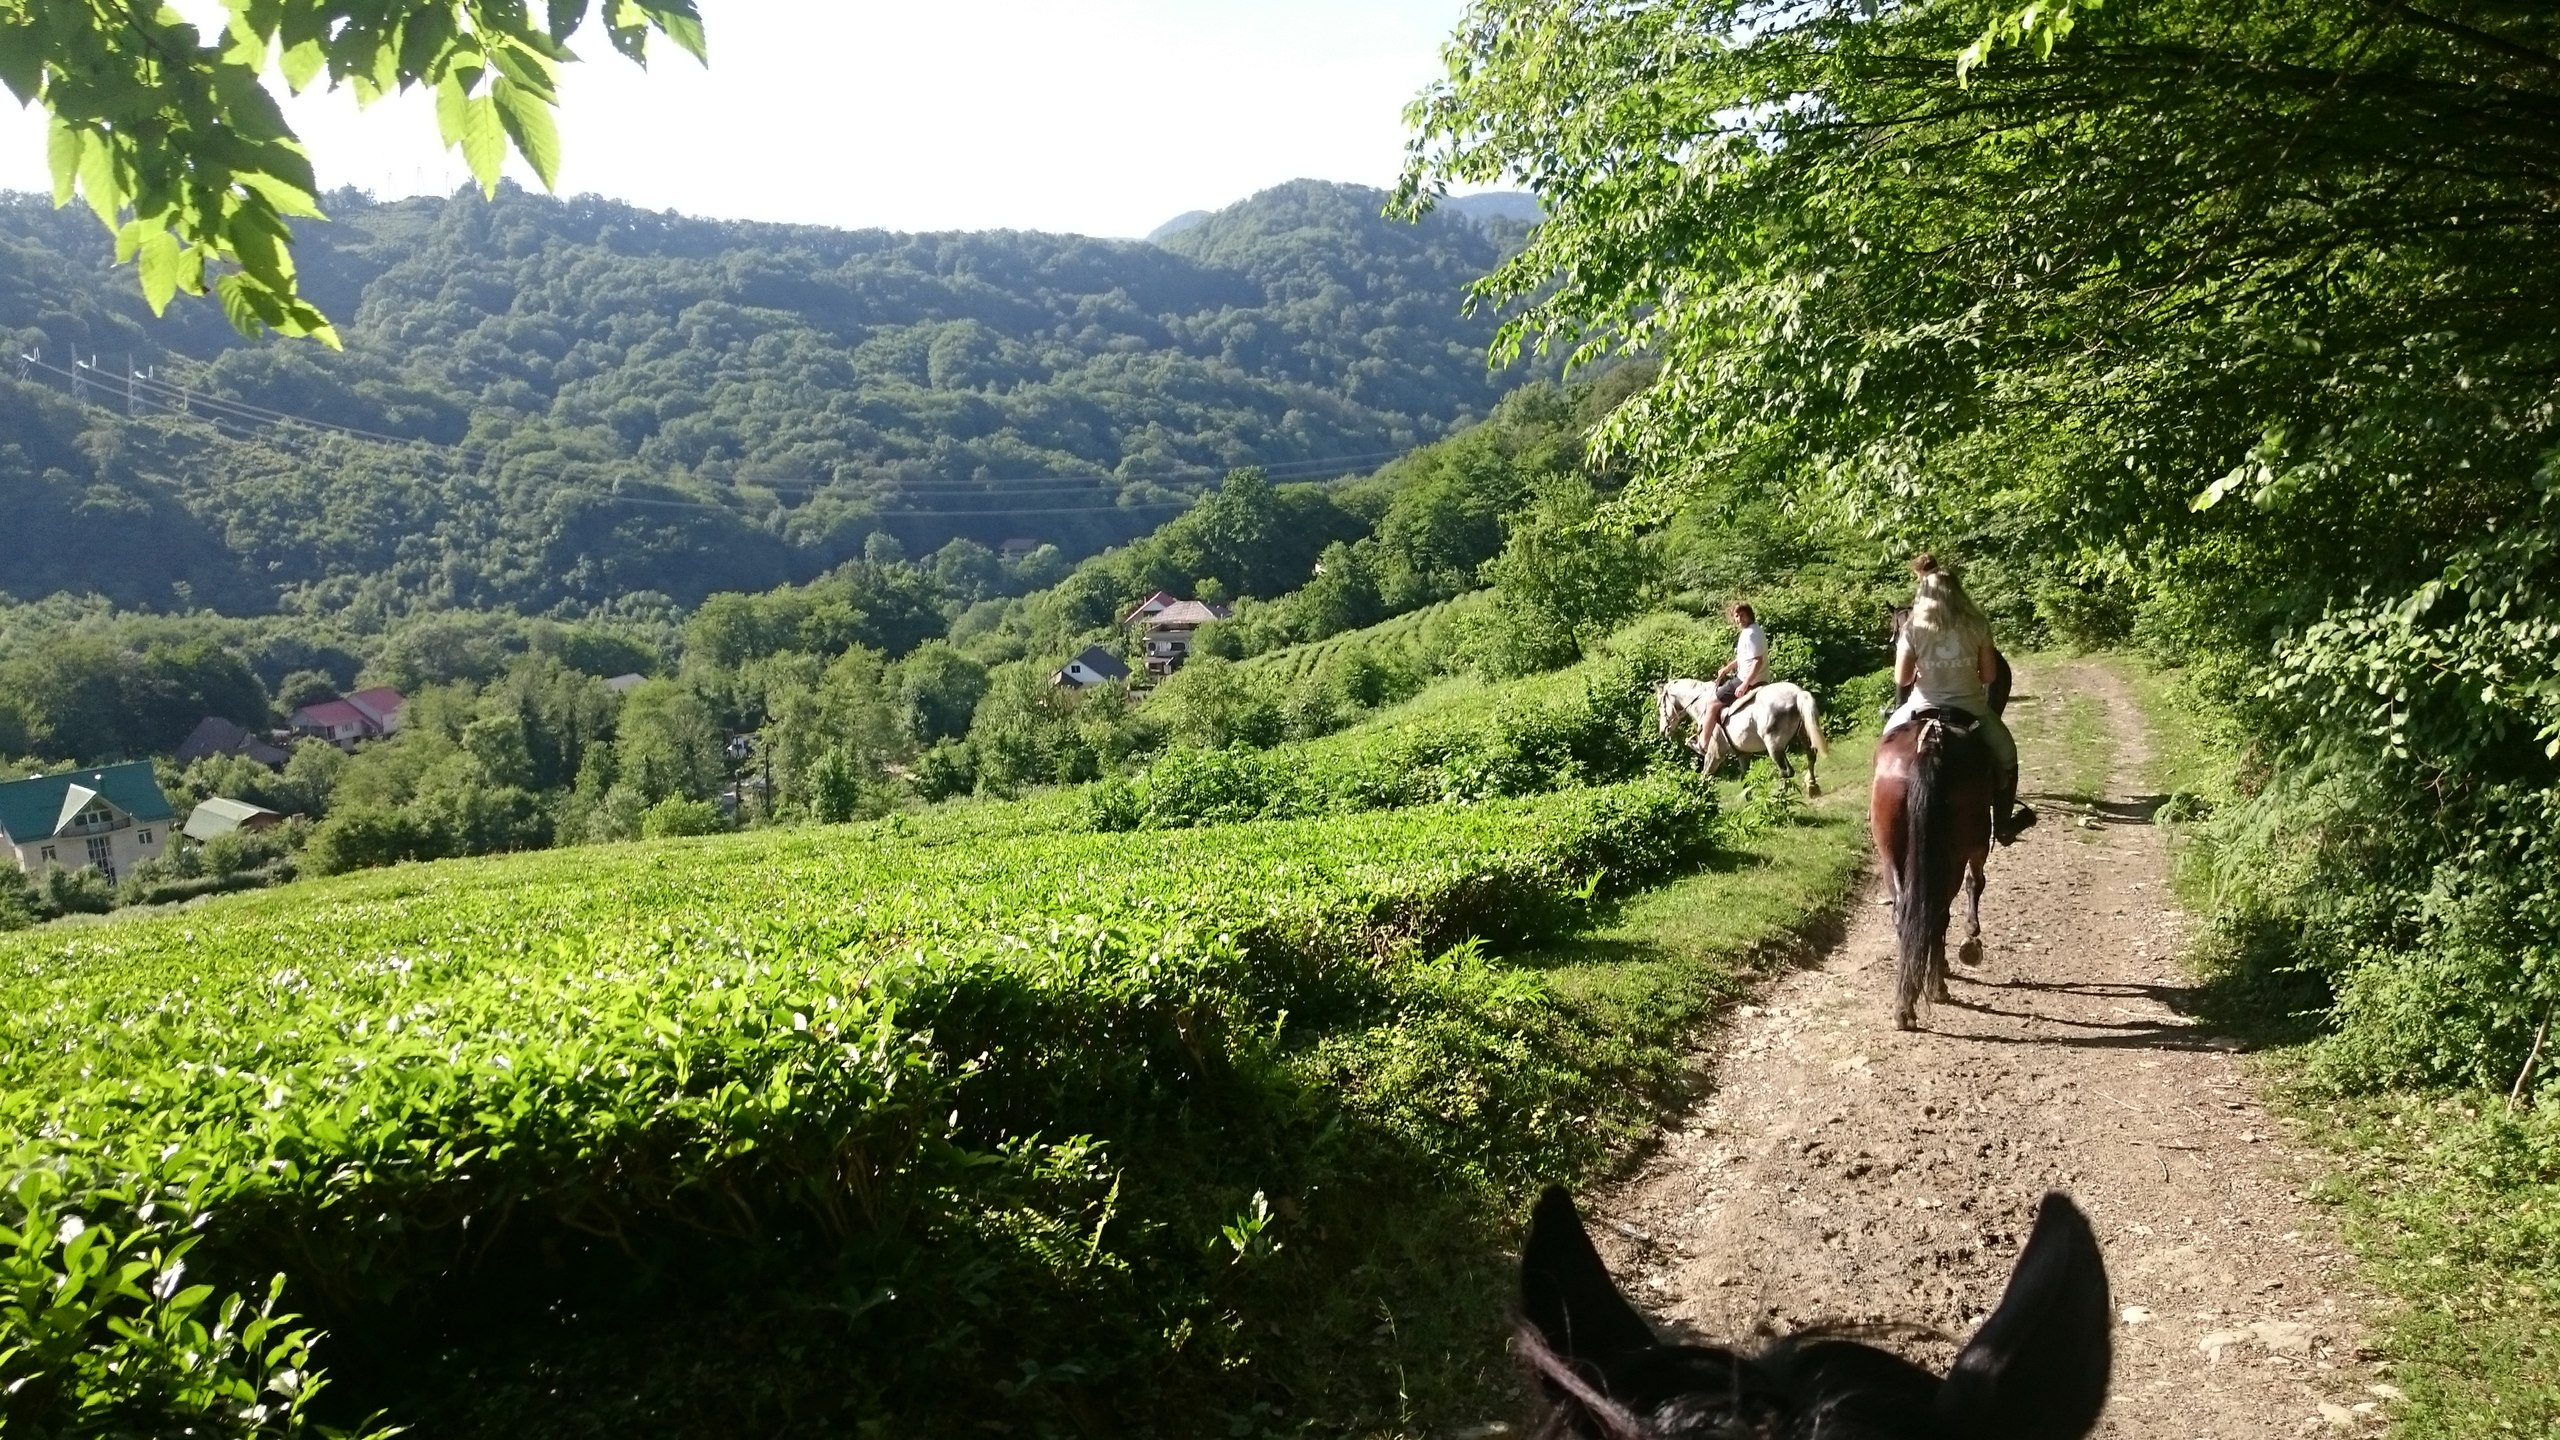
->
[0,775,1724,1436]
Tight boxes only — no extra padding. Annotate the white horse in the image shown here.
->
[1654,678,1829,796]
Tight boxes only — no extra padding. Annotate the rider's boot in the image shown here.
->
[1995,765,2036,844]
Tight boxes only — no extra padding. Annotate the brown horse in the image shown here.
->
[1871,710,1996,1030]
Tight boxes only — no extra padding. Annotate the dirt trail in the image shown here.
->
[1585,661,2391,1437]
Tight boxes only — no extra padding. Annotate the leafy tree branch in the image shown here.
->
[0,0,705,341]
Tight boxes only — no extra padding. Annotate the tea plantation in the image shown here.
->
[0,630,1865,1435]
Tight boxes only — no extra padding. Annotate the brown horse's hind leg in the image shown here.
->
[1957,860,1986,968]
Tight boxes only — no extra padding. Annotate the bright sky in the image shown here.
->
[0,0,1479,238]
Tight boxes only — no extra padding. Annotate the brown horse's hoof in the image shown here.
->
[1957,938,1984,967]
[1895,1012,1920,1032]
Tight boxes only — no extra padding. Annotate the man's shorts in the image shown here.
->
[1714,675,1743,704]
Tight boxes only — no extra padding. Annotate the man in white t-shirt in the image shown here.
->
[1700,602,1767,743]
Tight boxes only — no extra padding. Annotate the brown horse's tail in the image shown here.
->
[1894,719,1956,1024]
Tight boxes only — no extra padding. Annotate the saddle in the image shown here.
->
[1904,706,1986,759]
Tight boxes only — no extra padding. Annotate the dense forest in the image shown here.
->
[0,179,1535,618]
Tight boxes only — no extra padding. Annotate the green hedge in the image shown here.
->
[0,777,1715,1436]
[1100,612,1873,831]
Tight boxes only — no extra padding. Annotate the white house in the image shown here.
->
[1051,645,1132,688]
[0,762,174,884]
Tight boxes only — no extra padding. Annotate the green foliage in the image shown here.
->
[1148,657,1287,752]
[1461,476,1651,677]
[0,180,1533,614]
[299,803,430,877]
[638,794,724,837]
[613,679,724,805]
[0,629,267,762]
[38,865,111,916]
[1407,0,2560,1097]
[908,739,975,802]
[0,870,36,931]
[1,0,704,339]
[1114,616,1790,829]
[890,641,988,744]
[0,1164,363,1438]
[0,775,1715,1432]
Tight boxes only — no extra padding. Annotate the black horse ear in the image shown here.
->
[1939,1192,2113,1440]
[1521,1186,1658,1378]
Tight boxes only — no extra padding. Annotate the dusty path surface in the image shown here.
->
[1585,661,2391,1437]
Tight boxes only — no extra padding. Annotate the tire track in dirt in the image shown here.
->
[1583,660,2394,1438]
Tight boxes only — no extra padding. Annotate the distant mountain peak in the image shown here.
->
[1443,191,1543,226]
[1146,210,1212,243]
[1143,186,1538,246]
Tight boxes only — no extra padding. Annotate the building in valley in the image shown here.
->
[1130,598,1231,678]
[0,762,174,883]
[1051,645,1132,688]
[182,797,288,843]
[175,715,291,768]
[289,687,408,746]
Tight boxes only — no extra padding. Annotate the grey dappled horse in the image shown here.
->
[1656,678,1830,796]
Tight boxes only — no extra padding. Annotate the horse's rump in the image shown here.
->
[1877,710,1996,1029]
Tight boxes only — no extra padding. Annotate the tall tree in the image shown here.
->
[1403,0,2560,1077]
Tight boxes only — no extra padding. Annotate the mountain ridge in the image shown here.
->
[0,179,1542,617]
[1144,187,1538,244]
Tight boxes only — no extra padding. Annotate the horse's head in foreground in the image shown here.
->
[1518,1187,2111,1440]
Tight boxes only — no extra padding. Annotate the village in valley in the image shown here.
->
[0,583,1237,912]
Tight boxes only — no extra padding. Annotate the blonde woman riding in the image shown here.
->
[1884,555,2035,844]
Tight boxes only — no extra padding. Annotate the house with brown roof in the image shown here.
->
[1120,590,1181,626]
[289,687,407,747]
[175,715,290,768]
[1129,598,1232,678]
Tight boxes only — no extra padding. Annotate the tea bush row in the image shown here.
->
[0,775,1715,1435]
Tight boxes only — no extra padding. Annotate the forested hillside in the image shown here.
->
[0,179,1531,617]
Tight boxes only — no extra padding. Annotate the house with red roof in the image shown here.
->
[1120,590,1181,626]
[289,687,408,747]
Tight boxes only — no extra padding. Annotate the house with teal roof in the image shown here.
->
[0,761,174,884]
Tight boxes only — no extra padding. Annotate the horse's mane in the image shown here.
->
[1518,1322,1954,1440]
